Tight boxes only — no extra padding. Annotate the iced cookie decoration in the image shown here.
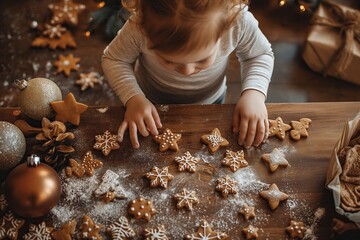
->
[215,175,238,197]
[76,72,103,91]
[221,150,248,172]
[128,197,157,221]
[286,220,307,239]
[48,0,86,26]
[0,211,25,240]
[43,24,67,38]
[290,118,312,141]
[154,128,181,152]
[51,219,77,240]
[51,92,88,126]
[261,148,289,173]
[93,130,120,156]
[54,54,80,76]
[145,166,174,189]
[94,170,127,202]
[185,219,228,239]
[242,225,259,239]
[144,225,168,240]
[107,216,135,240]
[80,215,102,240]
[174,151,200,172]
[201,128,229,154]
[65,151,103,177]
[23,222,53,240]
[259,183,289,210]
[0,194,7,212]
[239,204,256,222]
[31,24,76,50]
[174,189,199,211]
[268,117,291,140]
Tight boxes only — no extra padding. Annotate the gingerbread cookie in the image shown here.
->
[268,117,291,140]
[94,169,127,201]
[290,118,312,141]
[174,151,200,172]
[286,220,307,239]
[215,175,238,197]
[261,148,289,172]
[31,31,76,50]
[201,128,229,154]
[51,220,77,240]
[107,216,135,240]
[174,189,199,211]
[43,24,67,38]
[259,183,289,210]
[0,211,25,240]
[50,92,88,126]
[221,150,248,172]
[154,128,181,152]
[23,222,53,240]
[144,225,168,240]
[145,166,174,189]
[76,72,103,91]
[239,204,256,222]
[48,0,86,26]
[93,130,120,156]
[80,215,102,240]
[0,194,7,212]
[128,197,156,221]
[242,224,259,239]
[65,151,103,177]
[54,54,80,76]
[185,219,228,239]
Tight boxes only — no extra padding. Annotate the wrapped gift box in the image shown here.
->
[302,1,360,85]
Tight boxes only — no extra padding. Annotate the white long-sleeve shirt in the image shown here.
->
[102,7,274,105]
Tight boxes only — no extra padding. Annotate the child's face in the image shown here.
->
[155,41,219,76]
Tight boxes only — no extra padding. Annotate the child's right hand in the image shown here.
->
[117,95,162,148]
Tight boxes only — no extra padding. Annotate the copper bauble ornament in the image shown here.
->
[0,121,26,170]
[16,78,62,120]
[4,154,61,218]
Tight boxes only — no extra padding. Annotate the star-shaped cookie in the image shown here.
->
[174,189,199,211]
[144,225,168,239]
[259,183,289,210]
[174,151,200,172]
[0,211,25,240]
[201,128,229,154]
[239,204,256,222]
[93,130,120,156]
[80,215,102,240]
[268,117,291,140]
[54,54,80,76]
[261,148,289,173]
[154,128,181,152]
[107,216,135,240]
[23,222,53,240]
[51,92,88,126]
[51,220,77,240]
[65,151,103,177]
[221,149,248,172]
[31,31,76,50]
[128,197,157,221]
[242,224,259,239]
[145,166,174,189]
[215,175,238,197]
[48,0,86,26]
[75,72,103,91]
[286,220,307,239]
[290,118,312,141]
[185,219,228,239]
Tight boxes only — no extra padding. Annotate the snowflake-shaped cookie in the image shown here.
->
[43,24,67,38]
[242,224,259,239]
[0,211,25,240]
[174,151,200,172]
[107,216,135,240]
[54,54,80,76]
[128,197,157,221]
[215,175,238,197]
[268,117,291,140]
[286,220,307,239]
[221,150,248,172]
[259,183,289,210]
[174,189,199,211]
[80,215,102,240]
[76,72,103,91]
[144,225,168,240]
[94,169,127,201]
[0,194,7,211]
[65,151,103,177]
[23,222,53,240]
[201,128,229,154]
[93,130,120,156]
[185,219,228,239]
[154,128,181,152]
[48,0,86,25]
[145,166,174,189]
[239,204,256,222]
[261,148,289,173]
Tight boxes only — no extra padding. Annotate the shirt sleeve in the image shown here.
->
[235,8,274,97]
[101,19,145,105]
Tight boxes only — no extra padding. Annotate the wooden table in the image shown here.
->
[0,102,359,239]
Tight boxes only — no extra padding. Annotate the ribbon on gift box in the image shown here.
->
[311,1,360,76]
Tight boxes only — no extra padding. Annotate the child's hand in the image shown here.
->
[233,90,269,149]
[118,95,162,148]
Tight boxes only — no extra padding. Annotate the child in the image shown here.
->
[102,0,274,149]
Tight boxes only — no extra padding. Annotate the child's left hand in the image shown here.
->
[233,89,269,149]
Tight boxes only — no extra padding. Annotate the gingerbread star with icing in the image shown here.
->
[75,72,103,91]
[93,130,120,156]
[48,0,86,26]
[290,118,312,141]
[215,175,238,197]
[23,222,53,240]
[185,219,228,239]
[0,211,25,240]
[221,149,248,172]
[128,197,157,221]
[145,166,174,189]
[54,53,80,76]
[174,151,200,172]
[154,128,181,152]
[201,128,229,154]
[80,215,102,240]
[259,183,289,210]
[261,148,289,173]
[239,204,256,222]
[51,220,77,240]
[268,117,291,140]
[286,220,307,239]
[174,189,199,211]
[51,92,88,126]
[242,224,259,239]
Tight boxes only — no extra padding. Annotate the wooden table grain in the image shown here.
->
[0,102,359,239]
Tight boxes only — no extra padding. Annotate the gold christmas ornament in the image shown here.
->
[16,78,62,120]
[4,154,61,218]
[0,121,26,170]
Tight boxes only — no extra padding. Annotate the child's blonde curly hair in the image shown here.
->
[122,0,249,54]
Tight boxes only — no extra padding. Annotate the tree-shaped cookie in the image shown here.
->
[221,150,248,172]
[145,166,174,189]
[94,169,127,202]
[286,220,307,239]
[93,130,120,156]
[0,211,25,240]
[215,175,238,197]
[185,219,228,239]
[259,183,289,210]
[290,118,312,140]
[23,222,53,240]
[51,220,77,240]
[128,197,156,221]
[144,225,168,239]
[268,117,291,140]
[242,224,259,239]
[201,128,229,154]
[174,151,200,172]
[261,148,289,173]
[174,189,199,211]
[154,128,181,152]
[80,215,102,240]
[107,216,135,240]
